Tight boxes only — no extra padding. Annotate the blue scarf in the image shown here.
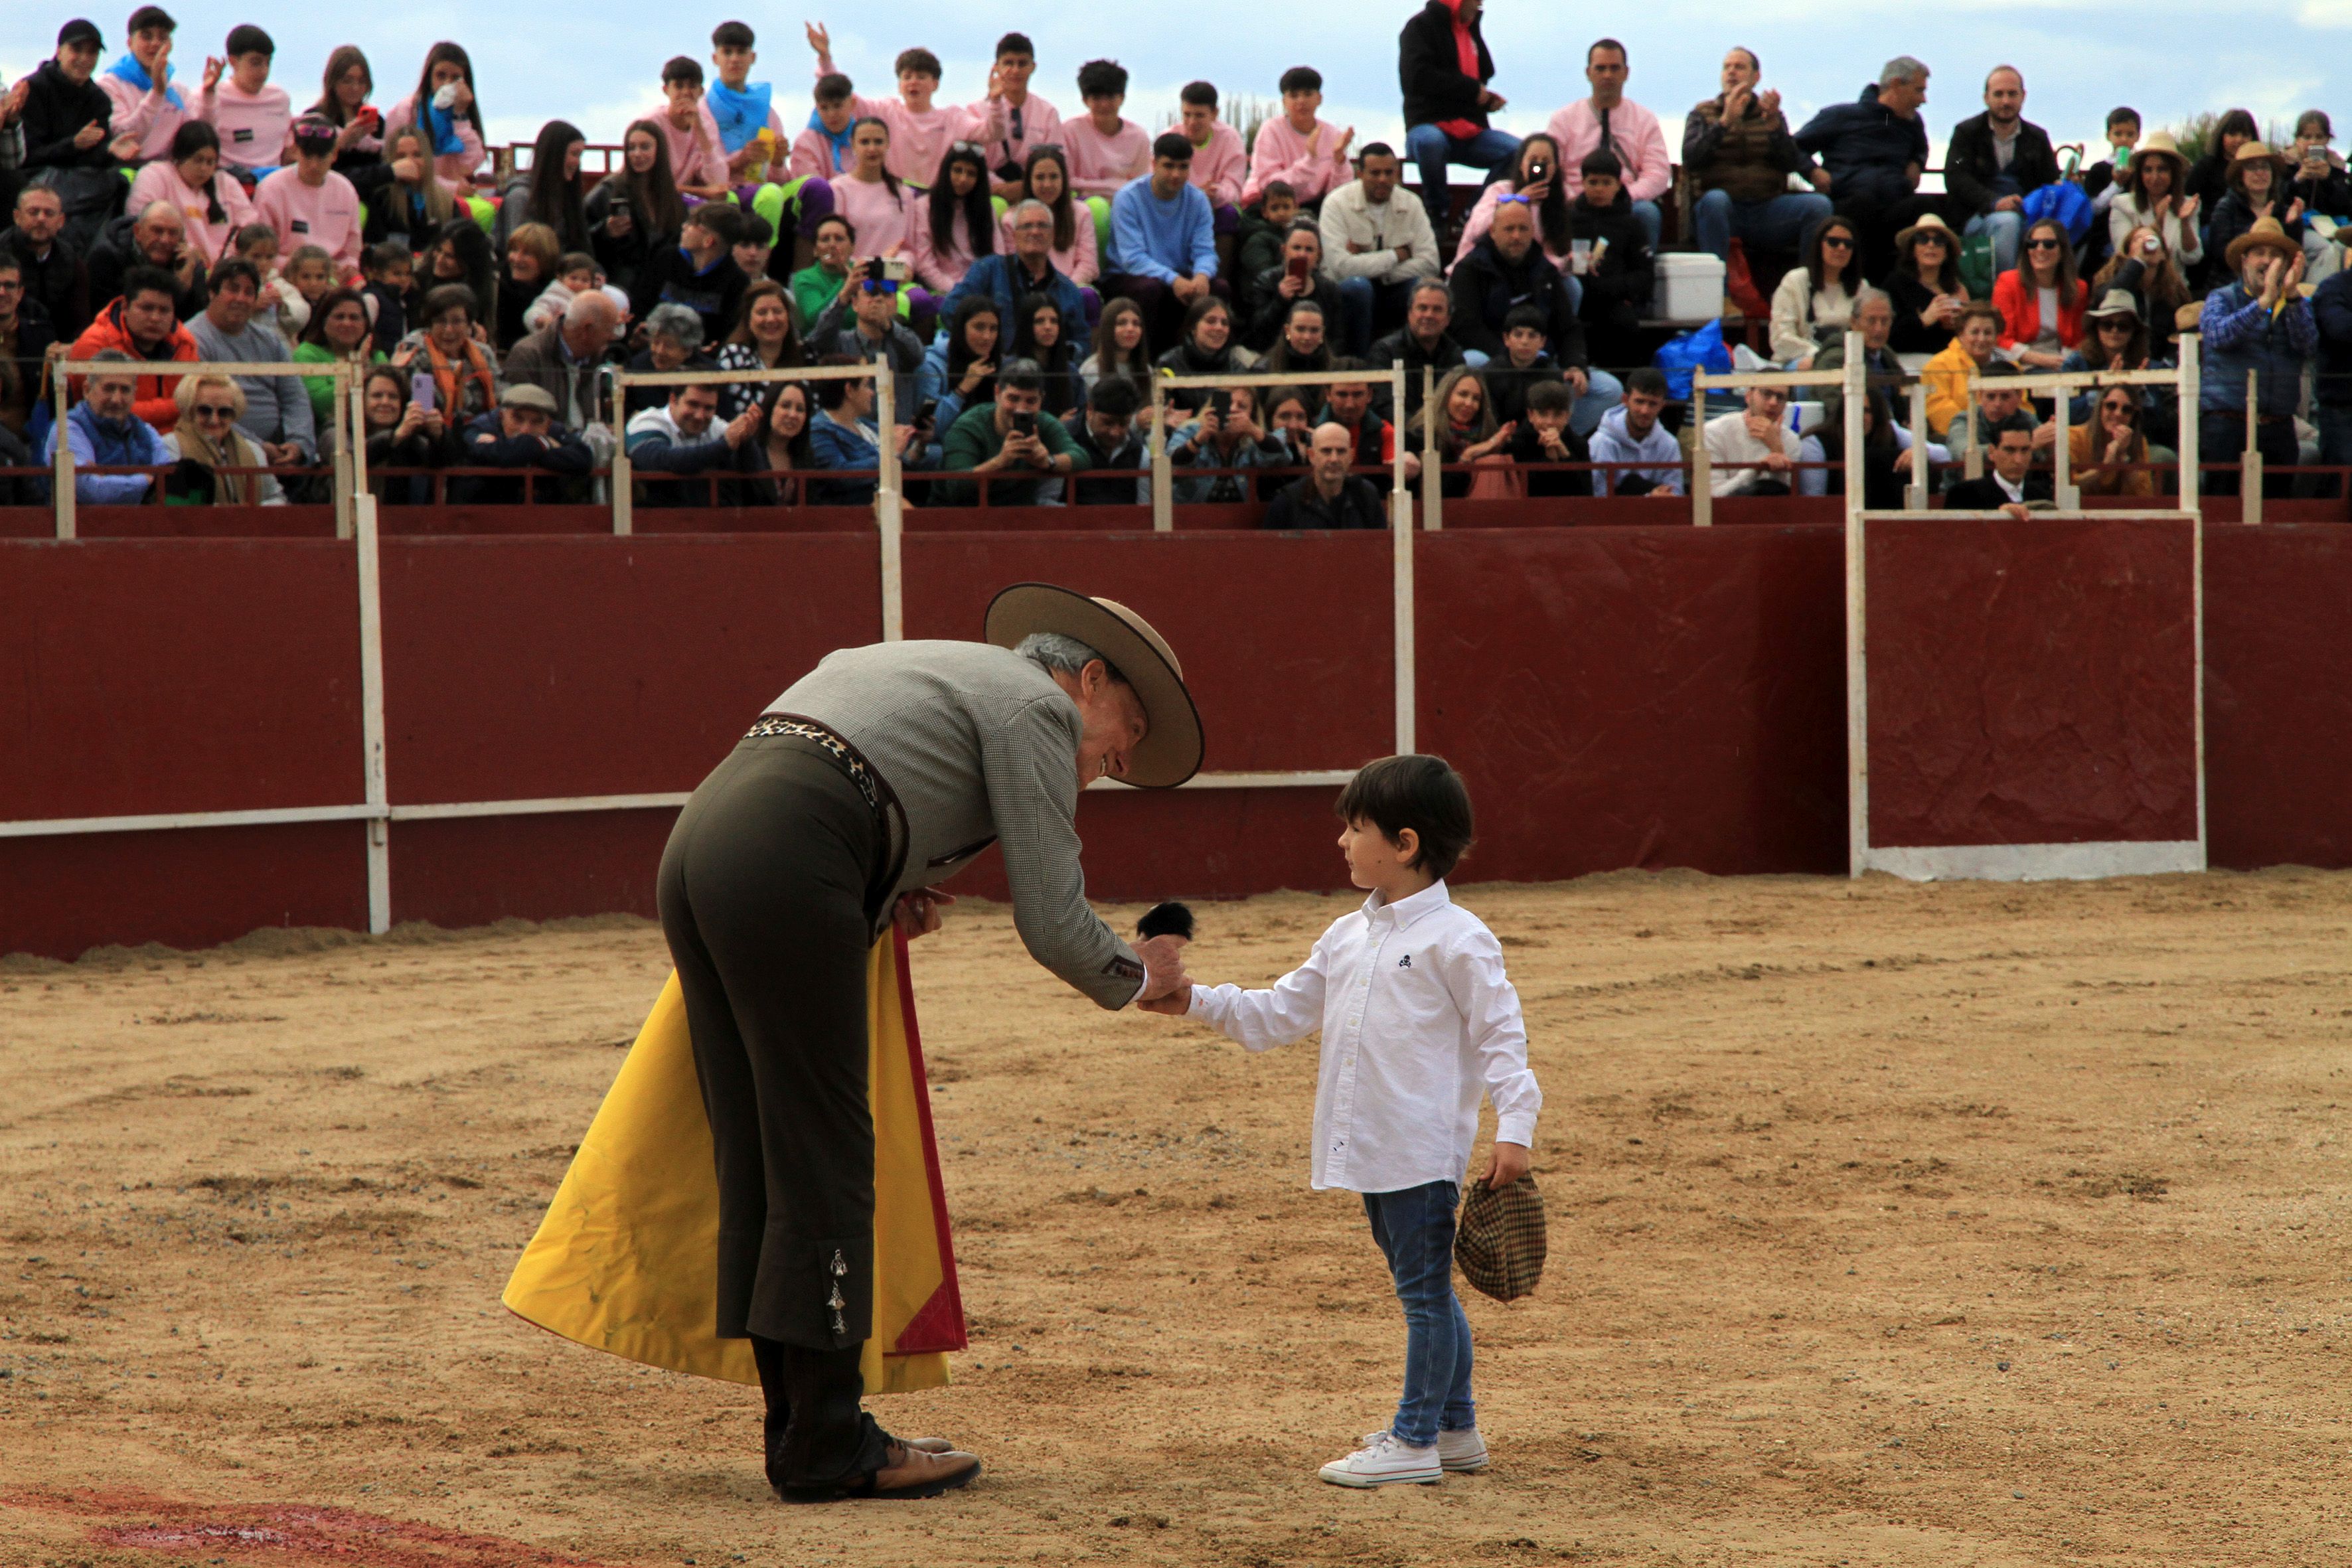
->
[706,78,773,155]
[805,108,854,172]
[422,98,466,158]
[105,52,184,110]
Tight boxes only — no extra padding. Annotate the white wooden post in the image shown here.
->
[2177,335,2201,505]
[1964,367,1985,482]
[609,365,633,535]
[1391,366,1414,755]
[1906,380,1930,510]
[874,361,903,641]
[1843,331,1868,878]
[2052,373,2077,511]
[331,363,354,539]
[51,372,74,540]
[1149,378,1172,532]
[1690,366,1713,526]
[2242,369,2263,526]
[1420,363,1443,532]
[347,357,371,505]
[353,491,390,934]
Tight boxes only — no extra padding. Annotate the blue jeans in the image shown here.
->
[1403,123,1522,228]
[1692,189,1835,262]
[1628,200,1664,255]
[1361,1180,1475,1448]
[1964,209,2025,275]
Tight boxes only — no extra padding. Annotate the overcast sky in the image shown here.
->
[8,3,2345,167]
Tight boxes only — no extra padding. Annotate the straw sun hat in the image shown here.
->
[984,584,1205,788]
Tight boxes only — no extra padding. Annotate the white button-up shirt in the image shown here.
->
[1187,880,1541,1194]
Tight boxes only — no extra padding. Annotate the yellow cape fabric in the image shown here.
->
[503,935,963,1395]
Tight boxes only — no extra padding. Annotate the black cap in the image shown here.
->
[56,17,103,47]
[125,5,177,33]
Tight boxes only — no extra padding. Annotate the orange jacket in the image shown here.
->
[70,302,200,433]
[1992,270,2088,354]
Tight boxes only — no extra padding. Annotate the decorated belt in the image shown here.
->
[745,714,886,816]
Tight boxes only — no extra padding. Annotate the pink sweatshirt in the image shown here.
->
[1243,116,1354,206]
[1185,121,1247,210]
[831,174,918,259]
[648,105,730,191]
[1063,116,1150,198]
[963,92,1062,177]
[201,80,292,170]
[253,168,364,276]
[1543,98,1673,204]
[909,205,986,293]
[102,68,190,163]
[997,204,1098,285]
[127,159,256,264]
[788,125,856,181]
[816,54,975,189]
[385,93,487,185]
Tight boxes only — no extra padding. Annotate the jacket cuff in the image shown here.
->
[1495,1113,1537,1148]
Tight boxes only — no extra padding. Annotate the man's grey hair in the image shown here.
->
[1880,56,1928,88]
[996,356,1043,392]
[1008,198,1054,227]
[86,347,137,386]
[1016,632,1125,684]
[135,199,183,228]
[1851,285,1895,315]
[645,302,704,349]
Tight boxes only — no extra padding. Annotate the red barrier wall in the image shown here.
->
[1863,516,2200,848]
[2205,524,2352,869]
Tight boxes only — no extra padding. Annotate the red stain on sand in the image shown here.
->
[3,1488,630,1567]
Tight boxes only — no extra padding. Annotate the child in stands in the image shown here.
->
[1142,755,1540,1490]
[200,25,291,182]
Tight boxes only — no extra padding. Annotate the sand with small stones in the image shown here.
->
[3,869,2349,1567]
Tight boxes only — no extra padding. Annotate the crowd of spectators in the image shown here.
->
[3,7,2349,512]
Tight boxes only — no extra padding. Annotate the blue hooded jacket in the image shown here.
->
[1794,86,1930,212]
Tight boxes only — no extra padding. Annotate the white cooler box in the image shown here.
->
[1658,253,1727,322]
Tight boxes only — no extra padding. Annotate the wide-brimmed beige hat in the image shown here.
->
[2233,139,2294,180]
[2130,129,2189,184]
[1895,210,1959,251]
[2086,287,2142,322]
[985,584,1204,788]
[2227,214,2302,270]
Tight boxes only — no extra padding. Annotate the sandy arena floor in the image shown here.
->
[3,870,2349,1567]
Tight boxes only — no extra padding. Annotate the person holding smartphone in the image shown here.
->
[1247,221,1344,352]
[936,356,1087,505]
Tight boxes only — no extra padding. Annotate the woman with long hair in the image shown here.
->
[2108,131,2205,276]
[1081,295,1152,404]
[913,141,996,294]
[2071,382,2157,497]
[293,285,385,441]
[1152,295,1257,412]
[2059,287,2175,435]
[2188,108,2260,210]
[829,119,916,262]
[588,121,688,289]
[1011,293,1078,417]
[1247,221,1346,352]
[360,363,463,505]
[917,295,1001,437]
[2207,140,2306,288]
[1991,216,2087,368]
[716,279,808,420]
[1001,145,1097,287]
[309,45,384,185]
[1770,214,1859,367]
[386,42,487,187]
[368,126,457,250]
[747,380,816,505]
[1883,212,1969,354]
[497,222,562,351]
[415,217,496,334]
[497,119,591,254]
[1259,298,1333,379]
[129,121,254,264]
[1406,365,1517,498]
[2092,224,2192,357]
[161,374,287,505]
[1450,133,1575,273]
[1166,381,1287,503]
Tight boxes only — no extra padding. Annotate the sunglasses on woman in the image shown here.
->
[1820,234,1853,249]
[193,403,238,421]
[2025,238,2063,252]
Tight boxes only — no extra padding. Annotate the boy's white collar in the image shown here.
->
[1363,878,1450,926]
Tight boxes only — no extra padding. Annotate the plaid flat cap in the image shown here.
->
[1454,1174,1546,1302]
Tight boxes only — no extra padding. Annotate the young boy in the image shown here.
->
[1567,149,1652,372]
[2084,106,2141,204]
[1244,66,1355,209]
[628,202,747,347]
[253,116,362,278]
[1486,304,1564,426]
[788,73,858,182]
[805,26,963,189]
[199,24,290,181]
[1504,376,1590,497]
[360,240,412,356]
[730,211,775,285]
[655,56,731,200]
[705,21,789,190]
[968,31,1062,199]
[1145,755,1540,1488]
[1233,180,1298,322]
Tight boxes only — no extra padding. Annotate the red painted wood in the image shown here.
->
[2206,524,2352,868]
[0,821,364,958]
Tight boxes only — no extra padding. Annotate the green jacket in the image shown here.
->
[791,264,849,332]
[937,402,1087,506]
[293,341,387,435]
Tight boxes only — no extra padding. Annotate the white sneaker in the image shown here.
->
[1319,1430,1443,1488]
[1436,1427,1490,1472]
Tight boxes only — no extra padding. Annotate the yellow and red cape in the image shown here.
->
[503,931,965,1394]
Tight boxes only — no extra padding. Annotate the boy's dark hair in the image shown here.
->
[1994,410,2039,439]
[234,222,278,252]
[1526,378,1575,414]
[1259,179,1296,205]
[210,256,260,293]
[224,23,272,56]
[1179,80,1217,110]
[1076,58,1127,98]
[1502,304,1547,335]
[127,6,175,34]
[687,202,744,246]
[1279,66,1322,95]
[1152,131,1194,164]
[2106,105,2140,129]
[815,72,853,104]
[362,240,411,275]
[1979,360,2020,380]
[996,356,1044,393]
[558,250,598,275]
[734,212,772,246]
[711,20,755,49]
[121,264,180,305]
[1088,375,1142,419]
[896,47,941,79]
[1625,366,1669,398]
[994,32,1034,60]
[1336,754,1474,880]
[663,55,704,87]
[1579,148,1622,179]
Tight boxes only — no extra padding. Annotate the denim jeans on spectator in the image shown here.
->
[1964,208,2025,275]
[1360,1180,1474,1449]
[1627,200,1663,256]
[1692,189,1836,262]
[1402,124,1523,229]
[1336,276,1418,356]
